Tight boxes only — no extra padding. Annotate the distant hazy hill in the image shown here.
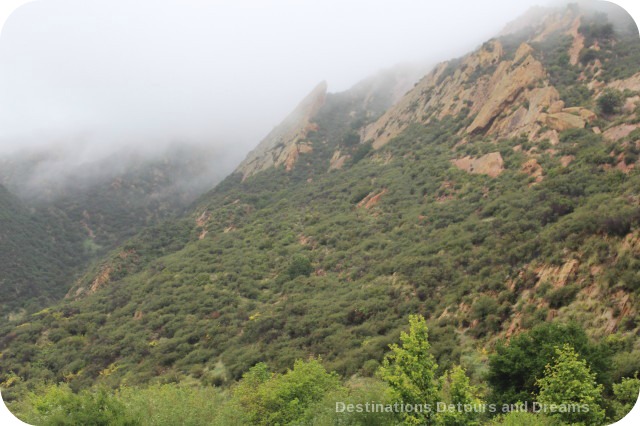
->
[0,184,85,318]
[0,143,231,250]
[1,2,639,413]
[0,144,231,320]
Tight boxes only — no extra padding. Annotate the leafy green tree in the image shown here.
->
[118,383,227,426]
[378,314,438,425]
[436,365,483,426]
[12,383,135,426]
[611,375,640,421]
[229,358,342,425]
[536,344,605,425]
[486,411,562,426]
[305,377,402,426]
[487,322,610,406]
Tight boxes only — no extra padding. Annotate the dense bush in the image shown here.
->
[597,89,624,115]
[487,323,611,406]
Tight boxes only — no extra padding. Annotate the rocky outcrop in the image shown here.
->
[237,82,327,180]
[363,38,564,149]
[357,189,387,209]
[540,111,585,131]
[363,39,505,149]
[536,259,579,288]
[603,123,639,141]
[607,72,640,92]
[522,158,544,184]
[360,6,626,152]
[283,142,313,172]
[488,85,559,138]
[89,266,112,293]
[328,150,349,171]
[452,152,504,177]
[466,44,548,134]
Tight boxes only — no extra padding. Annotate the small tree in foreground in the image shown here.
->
[536,344,605,425]
[229,358,342,426]
[611,375,640,421]
[378,314,438,425]
[437,365,483,426]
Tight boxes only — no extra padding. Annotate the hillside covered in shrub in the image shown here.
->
[1,2,640,425]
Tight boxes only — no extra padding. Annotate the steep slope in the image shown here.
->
[237,81,328,180]
[1,2,639,405]
[0,185,86,319]
[237,63,429,180]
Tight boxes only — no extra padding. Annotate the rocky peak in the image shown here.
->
[236,81,327,180]
[361,5,610,150]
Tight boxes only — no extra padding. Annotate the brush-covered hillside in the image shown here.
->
[0,144,231,320]
[2,3,640,425]
[0,184,87,318]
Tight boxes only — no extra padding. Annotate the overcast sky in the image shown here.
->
[0,0,637,162]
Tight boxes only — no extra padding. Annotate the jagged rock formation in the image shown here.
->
[235,63,428,179]
[452,152,504,177]
[362,38,564,148]
[361,6,625,152]
[237,82,327,180]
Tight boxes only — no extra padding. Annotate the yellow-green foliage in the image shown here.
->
[437,365,484,426]
[118,384,227,426]
[226,358,342,425]
[611,375,640,422]
[10,383,134,426]
[378,314,439,425]
[486,411,563,426]
[536,345,606,425]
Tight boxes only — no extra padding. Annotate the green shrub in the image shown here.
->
[287,255,313,279]
[597,89,623,115]
[12,384,135,426]
[536,344,605,425]
[228,358,343,425]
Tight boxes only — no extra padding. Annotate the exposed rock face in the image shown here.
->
[283,142,313,172]
[488,85,559,138]
[357,189,387,209]
[363,39,506,149]
[536,259,579,288]
[568,16,585,66]
[607,72,640,92]
[359,7,630,152]
[466,44,548,135]
[522,158,544,184]
[328,150,349,171]
[560,155,575,167]
[541,111,586,131]
[234,63,427,180]
[235,5,628,183]
[363,38,564,149]
[603,123,639,141]
[237,82,327,180]
[452,152,504,177]
[89,266,112,293]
